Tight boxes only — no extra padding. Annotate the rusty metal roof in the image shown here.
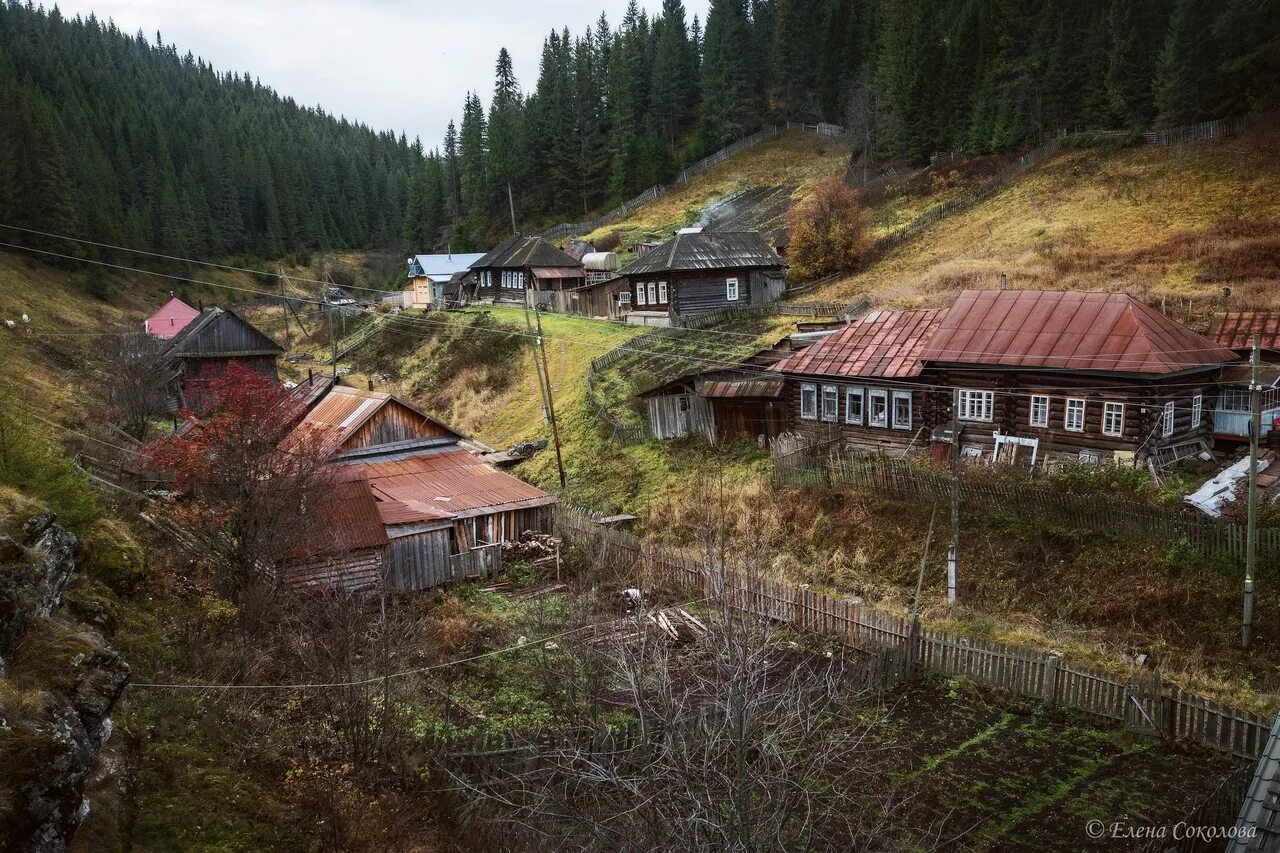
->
[470,235,581,270]
[617,231,786,276]
[284,385,461,458]
[698,379,785,399]
[921,290,1239,374]
[1209,312,1280,351]
[773,309,946,379]
[530,266,585,280]
[300,469,389,556]
[358,448,555,524]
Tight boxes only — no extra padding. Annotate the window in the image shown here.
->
[636,284,646,306]
[658,281,668,303]
[1029,395,1049,428]
[821,385,839,422]
[800,384,817,420]
[869,389,888,427]
[892,391,913,430]
[1191,394,1202,427]
[481,271,491,287]
[1102,401,1124,437]
[618,290,631,304]
[1162,401,1175,438]
[1064,398,1085,432]
[1221,388,1250,412]
[957,389,994,422]
[726,277,739,301]
[648,281,657,304]
[845,387,864,425]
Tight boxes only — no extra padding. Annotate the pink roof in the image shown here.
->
[773,309,946,379]
[145,297,200,339]
[921,290,1238,374]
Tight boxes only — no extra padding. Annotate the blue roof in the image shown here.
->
[409,253,486,279]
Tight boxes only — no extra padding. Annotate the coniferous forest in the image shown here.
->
[2,0,1278,262]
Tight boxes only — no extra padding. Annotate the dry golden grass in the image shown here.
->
[583,132,850,246]
[812,130,1280,318]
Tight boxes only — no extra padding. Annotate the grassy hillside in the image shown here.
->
[819,130,1280,317]
[583,132,850,251]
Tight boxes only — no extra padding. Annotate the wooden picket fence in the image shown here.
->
[549,504,1276,761]
[773,452,1280,567]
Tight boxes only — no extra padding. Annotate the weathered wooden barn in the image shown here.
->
[281,385,555,591]
[469,235,584,304]
[281,469,390,593]
[776,290,1241,467]
[158,307,283,411]
[581,229,786,325]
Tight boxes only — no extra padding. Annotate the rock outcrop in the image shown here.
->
[0,513,130,853]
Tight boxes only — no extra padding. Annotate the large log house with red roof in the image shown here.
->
[775,290,1240,467]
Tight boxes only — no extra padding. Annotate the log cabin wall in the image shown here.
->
[282,547,385,593]
[923,367,1220,459]
[785,376,931,453]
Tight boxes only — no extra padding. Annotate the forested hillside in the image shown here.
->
[0,2,418,262]
[404,0,1280,250]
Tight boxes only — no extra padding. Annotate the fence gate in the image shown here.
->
[1124,671,1164,737]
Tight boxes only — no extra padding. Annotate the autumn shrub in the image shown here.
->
[786,173,873,280]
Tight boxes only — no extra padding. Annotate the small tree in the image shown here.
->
[786,173,873,280]
[104,329,168,441]
[145,362,330,602]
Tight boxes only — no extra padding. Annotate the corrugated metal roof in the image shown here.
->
[773,309,946,379]
[921,290,1239,374]
[617,231,786,276]
[470,235,581,270]
[698,379,785,399]
[145,297,200,339]
[1210,311,1280,351]
[358,449,555,524]
[283,386,461,458]
[410,253,486,279]
[300,469,389,556]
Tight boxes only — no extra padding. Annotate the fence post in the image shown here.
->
[905,614,921,680]
[1042,653,1061,706]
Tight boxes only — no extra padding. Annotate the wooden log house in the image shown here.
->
[775,290,1241,466]
[468,235,584,304]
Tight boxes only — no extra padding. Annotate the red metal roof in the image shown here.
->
[921,290,1238,374]
[773,309,946,379]
[299,469,389,557]
[283,385,460,458]
[1209,312,1280,351]
[358,449,555,525]
[144,297,200,339]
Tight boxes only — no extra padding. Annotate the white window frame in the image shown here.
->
[618,290,631,304]
[658,281,668,303]
[648,281,657,304]
[1191,394,1202,428]
[845,387,864,425]
[869,388,889,428]
[636,283,646,306]
[726,277,739,301]
[800,383,817,420]
[821,385,839,422]
[957,389,993,422]
[1064,398,1085,432]
[1029,394,1049,428]
[1162,401,1175,438]
[892,390,912,430]
[1102,401,1124,437]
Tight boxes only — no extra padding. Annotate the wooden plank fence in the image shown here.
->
[773,452,1280,566]
[548,503,1276,761]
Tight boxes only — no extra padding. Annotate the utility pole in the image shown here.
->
[948,388,961,605]
[507,182,518,236]
[279,267,291,351]
[1244,334,1261,649]
[328,304,337,379]
[534,308,567,491]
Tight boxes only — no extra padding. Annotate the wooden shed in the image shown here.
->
[283,385,462,462]
[158,307,283,411]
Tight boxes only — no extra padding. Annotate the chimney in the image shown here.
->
[367,378,374,391]
[308,368,313,381]
[998,273,1007,291]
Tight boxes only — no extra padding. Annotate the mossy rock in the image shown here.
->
[0,486,43,538]
[81,518,144,593]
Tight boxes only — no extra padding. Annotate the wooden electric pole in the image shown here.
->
[534,308,567,491]
[948,388,961,605]
[1244,334,1261,649]
[507,182,518,236]
[279,267,291,351]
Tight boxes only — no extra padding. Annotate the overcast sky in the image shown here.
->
[54,0,710,149]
